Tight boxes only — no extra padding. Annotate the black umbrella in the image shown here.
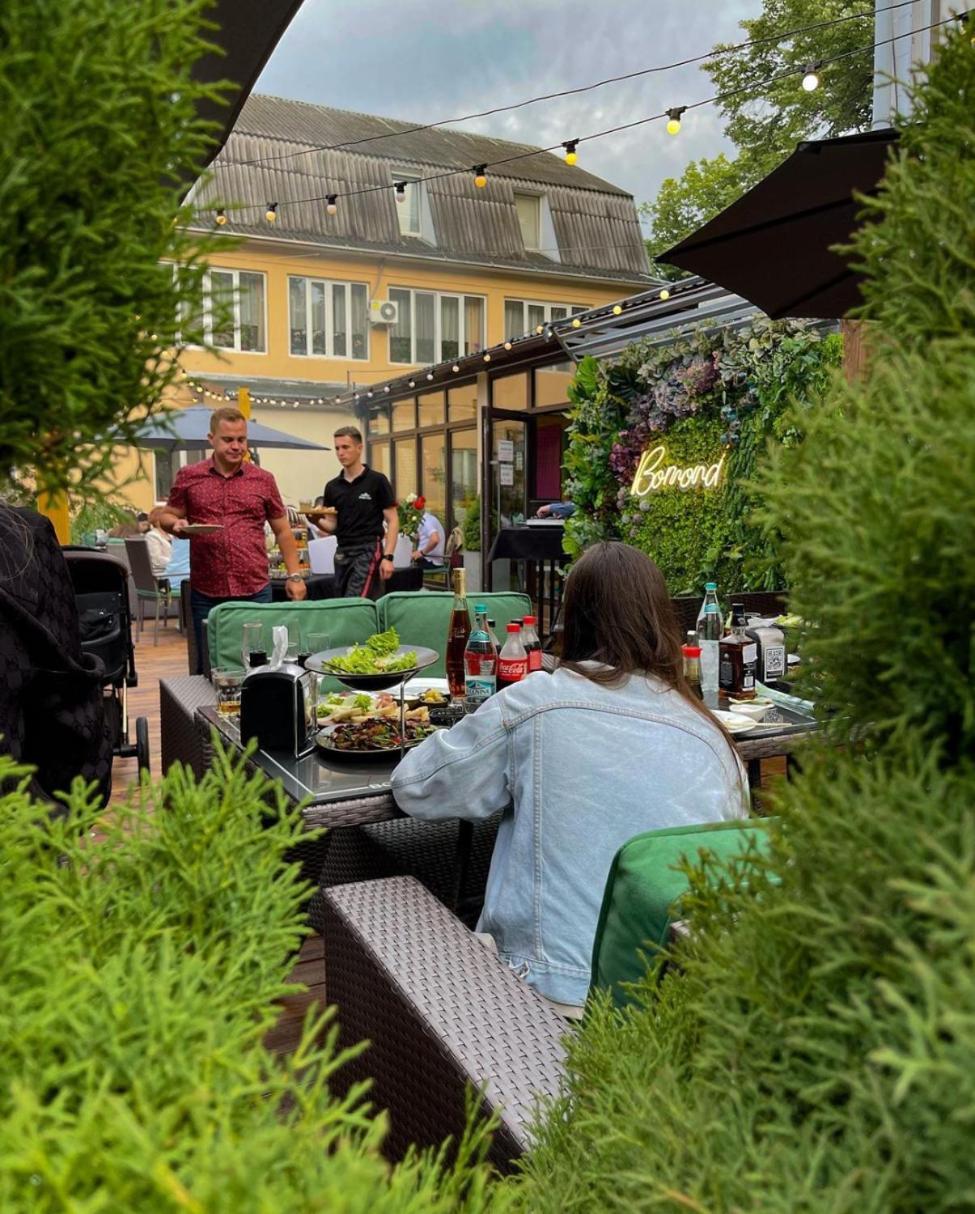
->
[660,128,899,320]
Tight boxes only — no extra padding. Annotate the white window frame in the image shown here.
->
[287,275,369,361]
[504,299,589,338]
[204,267,268,353]
[388,287,486,365]
[393,172,423,237]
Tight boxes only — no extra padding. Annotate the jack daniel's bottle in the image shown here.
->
[719,603,758,700]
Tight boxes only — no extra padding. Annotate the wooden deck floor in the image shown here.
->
[113,618,322,1056]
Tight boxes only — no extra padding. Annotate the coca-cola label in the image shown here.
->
[498,657,528,684]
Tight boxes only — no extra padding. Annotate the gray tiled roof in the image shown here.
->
[192,95,654,284]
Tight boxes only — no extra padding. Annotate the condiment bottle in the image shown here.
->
[682,630,703,700]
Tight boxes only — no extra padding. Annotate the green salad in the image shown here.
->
[327,628,417,674]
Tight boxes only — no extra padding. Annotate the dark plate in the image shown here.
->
[314,722,440,762]
[305,644,438,691]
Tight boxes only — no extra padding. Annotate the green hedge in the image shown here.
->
[0,749,505,1211]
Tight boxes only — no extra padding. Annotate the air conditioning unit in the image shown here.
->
[369,299,399,326]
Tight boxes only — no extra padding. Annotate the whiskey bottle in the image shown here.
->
[719,603,758,700]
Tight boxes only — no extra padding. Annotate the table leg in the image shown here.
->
[747,758,762,789]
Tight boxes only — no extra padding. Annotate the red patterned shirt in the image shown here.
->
[167,458,285,597]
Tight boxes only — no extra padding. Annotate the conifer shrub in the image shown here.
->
[514,21,975,1212]
[0,748,508,1211]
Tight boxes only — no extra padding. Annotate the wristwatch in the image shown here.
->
[286,572,304,582]
[381,553,395,563]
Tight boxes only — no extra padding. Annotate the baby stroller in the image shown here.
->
[61,547,151,775]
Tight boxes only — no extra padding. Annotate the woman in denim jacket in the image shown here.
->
[392,541,746,1015]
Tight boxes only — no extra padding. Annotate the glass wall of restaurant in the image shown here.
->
[365,381,479,534]
[364,361,575,538]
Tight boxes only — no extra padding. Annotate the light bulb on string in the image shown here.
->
[383,385,390,393]
[325,195,338,216]
[801,62,821,92]
[665,106,686,136]
[659,289,671,301]
[562,140,579,166]
[612,305,623,315]
[452,364,460,373]
[571,317,582,328]
[215,208,227,226]
[503,340,512,350]
[394,181,407,204]
[426,372,434,381]
[473,165,487,189]
[265,203,278,223]
[483,353,491,363]
[408,379,416,388]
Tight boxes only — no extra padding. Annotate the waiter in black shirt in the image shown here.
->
[312,426,399,598]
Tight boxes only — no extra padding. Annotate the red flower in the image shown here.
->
[414,496,426,510]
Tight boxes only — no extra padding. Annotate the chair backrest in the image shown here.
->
[590,817,775,1009]
[377,591,532,679]
[104,537,138,615]
[123,537,159,594]
[308,536,336,575]
[444,526,463,559]
[206,599,380,689]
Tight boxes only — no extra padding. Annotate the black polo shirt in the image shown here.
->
[323,465,396,548]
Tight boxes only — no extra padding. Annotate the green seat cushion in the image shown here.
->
[377,591,533,679]
[591,817,775,1009]
[206,599,380,691]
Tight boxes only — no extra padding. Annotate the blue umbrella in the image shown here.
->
[125,407,329,451]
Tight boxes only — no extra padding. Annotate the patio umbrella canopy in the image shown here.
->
[660,128,899,320]
[125,407,329,451]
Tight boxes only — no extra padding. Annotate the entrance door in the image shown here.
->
[488,409,527,529]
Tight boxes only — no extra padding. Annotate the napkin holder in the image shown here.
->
[240,662,316,757]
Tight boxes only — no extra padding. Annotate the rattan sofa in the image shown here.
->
[320,875,569,1170]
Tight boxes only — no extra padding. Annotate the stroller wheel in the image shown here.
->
[135,716,151,776]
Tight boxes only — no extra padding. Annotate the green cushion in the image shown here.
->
[591,817,775,1009]
[206,599,380,691]
[377,591,533,679]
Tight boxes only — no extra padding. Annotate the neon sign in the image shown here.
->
[630,444,726,496]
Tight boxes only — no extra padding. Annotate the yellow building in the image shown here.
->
[123,95,654,519]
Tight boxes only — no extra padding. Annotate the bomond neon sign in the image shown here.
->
[630,444,727,496]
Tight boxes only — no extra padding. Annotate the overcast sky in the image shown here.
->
[255,0,761,219]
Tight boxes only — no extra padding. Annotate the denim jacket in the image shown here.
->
[391,665,747,1007]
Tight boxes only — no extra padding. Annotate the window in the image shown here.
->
[288,276,368,359]
[394,174,422,237]
[503,298,590,339]
[514,193,541,250]
[388,288,485,364]
[187,268,266,352]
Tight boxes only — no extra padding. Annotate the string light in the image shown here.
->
[383,385,390,392]
[562,140,579,166]
[801,62,822,91]
[452,364,460,373]
[665,106,685,135]
[408,379,416,388]
[612,304,623,315]
[503,340,513,350]
[483,353,491,362]
[325,195,337,215]
[215,208,227,226]
[571,317,582,328]
[659,289,671,301]
[426,372,434,380]
[265,203,278,223]
[473,165,487,188]
[394,181,407,203]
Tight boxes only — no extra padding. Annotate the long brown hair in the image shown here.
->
[559,542,740,761]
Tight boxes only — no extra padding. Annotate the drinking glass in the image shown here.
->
[304,632,331,704]
[241,621,266,669]
[211,667,245,717]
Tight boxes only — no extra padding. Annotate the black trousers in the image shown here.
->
[334,540,384,599]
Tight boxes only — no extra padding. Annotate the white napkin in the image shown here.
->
[269,624,289,668]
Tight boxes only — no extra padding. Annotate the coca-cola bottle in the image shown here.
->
[445,568,471,703]
[497,622,529,690]
[464,604,497,709]
[521,614,542,672]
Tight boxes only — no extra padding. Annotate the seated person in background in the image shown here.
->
[535,499,575,519]
[392,541,746,1018]
[411,499,445,567]
[144,513,172,578]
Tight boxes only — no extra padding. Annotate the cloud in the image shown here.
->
[256,0,759,204]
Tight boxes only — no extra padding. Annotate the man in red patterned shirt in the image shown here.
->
[158,407,306,672]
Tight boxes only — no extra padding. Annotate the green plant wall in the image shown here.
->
[563,321,842,595]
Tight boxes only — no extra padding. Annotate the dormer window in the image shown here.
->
[394,173,423,237]
[514,192,541,250]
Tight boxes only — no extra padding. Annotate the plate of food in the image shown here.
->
[711,709,759,736]
[315,690,433,725]
[305,627,438,690]
[314,718,441,761]
[400,677,450,707]
[180,523,224,536]
[303,506,337,520]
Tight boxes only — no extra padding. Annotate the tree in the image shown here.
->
[644,0,873,275]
